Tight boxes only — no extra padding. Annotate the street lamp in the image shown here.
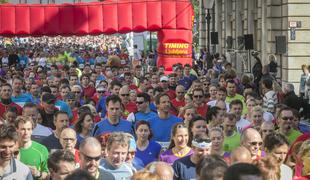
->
[203,0,214,53]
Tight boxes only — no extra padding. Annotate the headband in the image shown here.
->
[192,140,212,149]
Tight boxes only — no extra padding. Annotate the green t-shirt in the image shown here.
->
[286,130,302,144]
[20,141,49,173]
[223,131,241,152]
[225,94,247,115]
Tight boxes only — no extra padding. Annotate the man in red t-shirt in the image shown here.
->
[171,85,186,111]
[0,83,22,119]
[119,85,137,118]
[81,74,95,99]
[192,88,209,117]
[123,72,138,90]
[91,85,107,106]
[159,76,176,100]
[137,77,150,93]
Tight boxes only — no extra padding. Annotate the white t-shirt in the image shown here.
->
[207,100,230,112]
[2,57,8,65]
[38,57,47,67]
[236,118,251,133]
[280,164,293,180]
[263,90,278,111]
[263,112,274,122]
[32,124,53,142]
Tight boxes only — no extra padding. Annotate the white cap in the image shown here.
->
[160,76,169,82]
[78,64,84,69]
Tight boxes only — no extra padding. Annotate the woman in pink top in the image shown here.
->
[159,123,193,165]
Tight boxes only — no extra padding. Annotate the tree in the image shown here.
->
[0,0,8,4]
[191,0,200,52]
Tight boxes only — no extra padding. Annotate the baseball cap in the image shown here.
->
[96,85,106,92]
[42,93,56,104]
[79,64,84,69]
[160,76,169,82]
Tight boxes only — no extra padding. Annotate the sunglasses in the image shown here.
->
[193,95,203,98]
[120,94,130,97]
[81,152,101,162]
[262,129,274,133]
[177,92,185,94]
[97,91,105,93]
[136,101,144,105]
[72,91,81,94]
[249,141,263,146]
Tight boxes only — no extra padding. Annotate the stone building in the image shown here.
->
[199,0,310,91]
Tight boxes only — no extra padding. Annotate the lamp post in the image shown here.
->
[203,0,215,53]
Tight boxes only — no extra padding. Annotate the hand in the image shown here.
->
[28,166,40,177]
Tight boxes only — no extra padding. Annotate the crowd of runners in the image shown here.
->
[0,36,309,180]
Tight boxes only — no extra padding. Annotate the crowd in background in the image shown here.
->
[0,36,309,180]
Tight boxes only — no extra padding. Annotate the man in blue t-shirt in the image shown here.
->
[173,136,212,180]
[148,94,182,144]
[127,93,157,123]
[11,76,34,107]
[19,51,29,69]
[92,95,133,136]
[97,80,122,118]
[100,132,134,179]
[178,64,197,90]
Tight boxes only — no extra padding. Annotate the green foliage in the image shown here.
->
[0,0,8,4]
[191,0,200,52]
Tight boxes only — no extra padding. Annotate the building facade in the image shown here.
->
[199,0,310,91]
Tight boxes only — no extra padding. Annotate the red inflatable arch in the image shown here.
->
[0,0,193,70]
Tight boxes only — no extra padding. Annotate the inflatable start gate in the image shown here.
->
[0,0,193,71]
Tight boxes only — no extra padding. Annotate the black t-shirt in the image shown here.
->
[172,155,196,180]
[41,133,62,152]
[8,53,19,66]
[38,108,58,130]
